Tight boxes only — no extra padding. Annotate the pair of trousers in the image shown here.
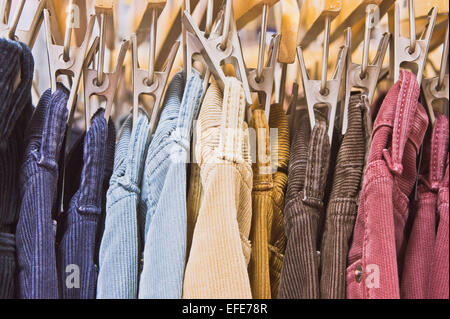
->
[97,112,151,299]
[16,88,69,299]
[320,94,371,299]
[401,113,448,299]
[346,70,429,299]
[57,110,110,299]
[278,112,330,299]
[248,103,289,299]
[139,71,203,299]
[0,38,34,299]
[183,79,253,299]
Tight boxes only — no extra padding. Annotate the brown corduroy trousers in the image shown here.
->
[279,95,370,299]
[320,95,371,299]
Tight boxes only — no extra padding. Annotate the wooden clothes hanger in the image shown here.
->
[233,0,279,30]
[298,0,342,49]
[277,0,300,106]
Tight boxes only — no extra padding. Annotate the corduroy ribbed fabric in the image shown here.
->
[138,71,203,299]
[0,38,34,151]
[57,110,108,299]
[186,162,202,261]
[97,112,150,299]
[320,94,371,299]
[183,79,253,299]
[16,87,69,299]
[248,103,289,299]
[346,70,429,299]
[401,113,449,299]
[100,120,117,226]
[0,38,34,299]
[278,112,330,299]
[428,154,449,299]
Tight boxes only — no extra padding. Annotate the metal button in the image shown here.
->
[355,265,363,283]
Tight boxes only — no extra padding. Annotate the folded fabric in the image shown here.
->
[346,70,429,299]
[278,112,330,299]
[401,113,448,299]
[320,94,371,299]
[248,103,289,299]
[183,79,253,299]
[57,110,108,299]
[97,112,150,299]
[16,87,69,299]
[0,38,34,299]
[139,71,203,299]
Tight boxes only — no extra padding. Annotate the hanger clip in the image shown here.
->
[182,1,253,105]
[297,15,348,144]
[390,1,438,86]
[341,6,390,135]
[131,33,180,135]
[247,34,281,121]
[422,21,449,126]
[0,0,45,48]
[84,38,130,128]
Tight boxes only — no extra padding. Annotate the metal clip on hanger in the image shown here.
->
[83,1,128,129]
[341,6,390,135]
[329,0,394,50]
[45,3,96,213]
[183,0,216,103]
[132,0,179,135]
[44,6,95,127]
[0,0,45,49]
[390,0,438,86]
[84,37,129,128]
[131,26,179,136]
[248,34,281,121]
[182,0,253,105]
[182,0,191,80]
[297,14,348,144]
[247,0,280,120]
[422,21,449,126]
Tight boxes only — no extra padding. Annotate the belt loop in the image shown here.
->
[217,77,246,163]
[389,71,421,175]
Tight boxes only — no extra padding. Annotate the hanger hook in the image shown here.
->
[361,5,378,79]
[320,15,331,96]
[256,3,269,83]
[205,0,214,38]
[1,0,11,25]
[220,0,232,50]
[147,8,158,86]
[96,13,106,86]
[437,22,449,91]
[63,0,75,62]
[7,0,25,40]
[408,0,416,54]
